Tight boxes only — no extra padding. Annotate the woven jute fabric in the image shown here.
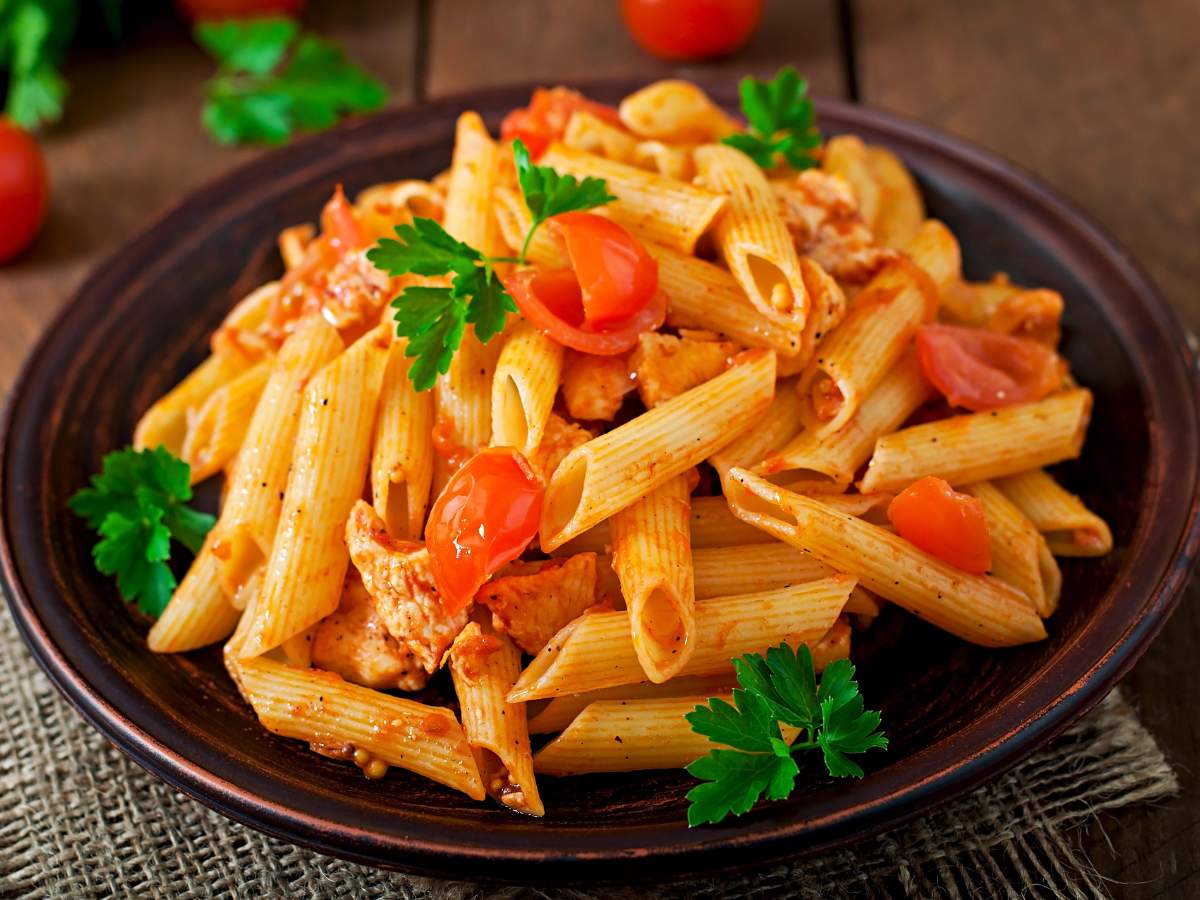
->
[0,607,1176,900]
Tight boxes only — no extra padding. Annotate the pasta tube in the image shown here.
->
[708,377,804,484]
[527,674,734,735]
[180,360,271,483]
[238,326,390,657]
[490,319,564,457]
[611,473,695,682]
[371,340,434,540]
[859,390,1092,494]
[540,350,776,550]
[865,146,923,249]
[209,317,343,605]
[727,469,1046,647]
[563,109,638,162]
[903,219,961,293]
[618,80,738,143]
[134,351,253,456]
[147,539,241,653]
[238,656,485,799]
[795,259,936,436]
[964,481,1060,616]
[507,576,854,702]
[995,468,1113,557]
[448,622,543,816]
[695,142,810,331]
[539,143,726,253]
[761,350,932,489]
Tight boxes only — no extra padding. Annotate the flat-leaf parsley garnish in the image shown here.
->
[69,446,215,617]
[684,642,887,826]
[721,66,821,171]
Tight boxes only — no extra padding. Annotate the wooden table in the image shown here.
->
[1,1,1196,894]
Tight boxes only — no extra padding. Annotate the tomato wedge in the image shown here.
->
[888,476,992,574]
[425,447,544,614]
[554,212,658,327]
[501,87,624,159]
[916,323,1064,411]
[506,268,667,355]
[319,183,365,251]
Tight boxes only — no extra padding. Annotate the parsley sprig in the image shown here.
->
[196,16,387,146]
[69,446,215,617]
[367,137,615,391]
[685,642,887,826]
[721,67,822,171]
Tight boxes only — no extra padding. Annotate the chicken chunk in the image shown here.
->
[527,413,595,482]
[477,554,598,654]
[629,332,735,408]
[311,573,429,691]
[560,351,635,421]
[345,500,468,673]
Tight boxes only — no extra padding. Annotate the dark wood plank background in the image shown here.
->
[1,0,1196,893]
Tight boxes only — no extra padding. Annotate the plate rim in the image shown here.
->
[3,80,1199,883]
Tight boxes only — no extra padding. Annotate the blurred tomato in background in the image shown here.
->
[176,0,307,21]
[0,120,48,264]
[621,0,763,60]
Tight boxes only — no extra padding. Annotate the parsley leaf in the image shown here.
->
[196,16,387,146]
[721,67,822,171]
[1,0,76,128]
[512,137,615,262]
[368,140,614,390]
[685,641,887,826]
[69,446,215,617]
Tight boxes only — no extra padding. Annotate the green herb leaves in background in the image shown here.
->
[0,0,75,128]
[367,137,614,392]
[69,446,214,617]
[722,66,822,171]
[685,642,887,826]
[196,16,386,146]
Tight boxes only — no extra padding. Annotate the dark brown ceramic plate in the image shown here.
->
[3,81,1199,884]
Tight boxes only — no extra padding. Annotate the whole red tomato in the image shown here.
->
[0,120,48,264]
[621,0,763,60]
[176,0,306,20]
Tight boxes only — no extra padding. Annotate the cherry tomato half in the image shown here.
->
[176,0,306,20]
[916,323,1064,412]
[425,447,544,615]
[554,212,658,327]
[320,183,365,251]
[505,269,667,355]
[500,87,623,159]
[621,0,763,61]
[0,120,48,264]
[888,476,992,574]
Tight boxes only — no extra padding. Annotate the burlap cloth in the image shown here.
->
[0,608,1176,899]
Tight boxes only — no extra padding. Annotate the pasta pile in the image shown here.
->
[133,78,1110,817]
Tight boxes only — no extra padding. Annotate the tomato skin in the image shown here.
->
[554,212,658,327]
[916,323,1064,412]
[0,120,48,264]
[320,183,364,250]
[177,0,306,20]
[500,87,623,159]
[888,477,992,574]
[621,0,763,61]
[505,268,668,355]
[425,447,544,614]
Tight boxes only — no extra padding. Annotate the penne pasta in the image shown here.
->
[632,140,694,181]
[761,350,933,489]
[822,135,881,225]
[208,318,343,606]
[490,319,564,457]
[859,390,1093,494]
[611,473,695,682]
[278,224,315,270]
[994,468,1113,557]
[618,80,738,143]
[563,109,638,162]
[371,340,435,540]
[794,259,936,436]
[448,621,543,816]
[964,481,1059,617]
[238,656,485,799]
[727,469,1046,647]
[147,539,241,653]
[540,350,776,550]
[865,146,923,249]
[238,326,390,657]
[708,377,804,484]
[134,351,254,456]
[180,360,271,484]
[695,142,810,332]
[527,674,734,735]
[539,143,727,253]
[507,576,855,702]
[903,219,961,293]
